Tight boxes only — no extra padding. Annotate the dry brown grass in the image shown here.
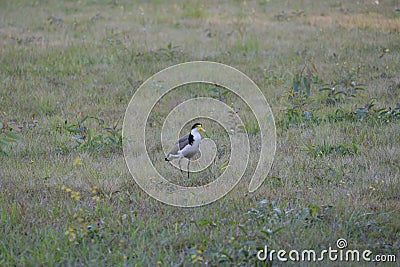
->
[307,12,400,31]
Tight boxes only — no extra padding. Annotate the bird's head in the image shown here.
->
[191,123,206,133]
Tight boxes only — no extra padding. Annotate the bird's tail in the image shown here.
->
[165,154,180,161]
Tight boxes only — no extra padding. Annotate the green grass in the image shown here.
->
[1,0,399,266]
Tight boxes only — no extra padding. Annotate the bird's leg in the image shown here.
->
[178,158,182,173]
[187,159,190,179]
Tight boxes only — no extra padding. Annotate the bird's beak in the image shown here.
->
[198,125,209,138]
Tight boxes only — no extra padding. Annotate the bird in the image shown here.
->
[165,123,206,179]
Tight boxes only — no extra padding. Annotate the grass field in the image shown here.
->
[1,0,399,266]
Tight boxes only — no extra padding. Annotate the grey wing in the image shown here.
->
[167,134,189,155]
[178,134,190,150]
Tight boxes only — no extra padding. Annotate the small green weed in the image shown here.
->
[61,115,122,151]
[238,119,260,135]
[288,61,319,104]
[0,123,19,155]
[275,9,305,22]
[319,59,366,105]
[300,140,359,158]
[353,99,399,123]
[181,2,206,19]
[326,100,399,124]
[277,106,321,128]
[319,82,365,105]
[157,42,183,60]
[291,70,311,101]
[61,185,105,245]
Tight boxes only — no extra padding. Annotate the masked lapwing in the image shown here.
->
[165,123,206,179]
